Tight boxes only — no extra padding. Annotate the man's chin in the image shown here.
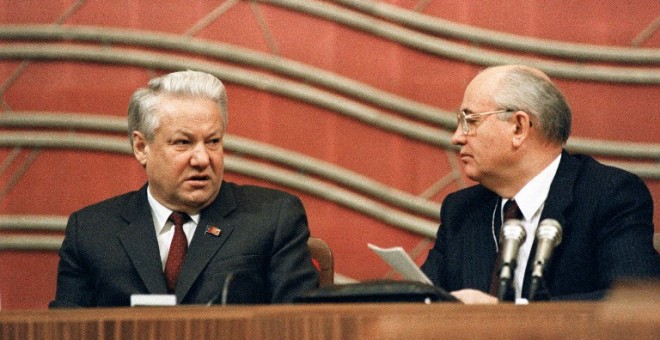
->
[462,168,481,183]
[180,191,218,210]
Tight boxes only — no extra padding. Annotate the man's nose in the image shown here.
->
[190,143,210,166]
[451,127,466,146]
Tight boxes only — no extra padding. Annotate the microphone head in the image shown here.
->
[500,219,526,244]
[536,219,562,246]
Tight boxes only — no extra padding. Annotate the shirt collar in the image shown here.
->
[507,154,561,220]
[146,186,200,234]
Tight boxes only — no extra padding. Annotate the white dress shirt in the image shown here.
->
[147,187,200,270]
[502,154,561,300]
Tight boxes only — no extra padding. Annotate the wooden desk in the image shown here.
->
[0,301,657,340]
[1,282,658,339]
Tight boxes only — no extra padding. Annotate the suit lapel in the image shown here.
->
[522,151,579,295]
[117,186,169,294]
[537,151,577,230]
[175,182,236,302]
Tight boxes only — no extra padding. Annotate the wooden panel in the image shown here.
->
[1,294,658,340]
[4,281,657,339]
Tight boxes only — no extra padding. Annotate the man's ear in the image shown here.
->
[132,131,148,167]
[512,111,532,147]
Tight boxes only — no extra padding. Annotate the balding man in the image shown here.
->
[421,65,659,304]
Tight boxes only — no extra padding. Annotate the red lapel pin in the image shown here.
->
[205,226,221,237]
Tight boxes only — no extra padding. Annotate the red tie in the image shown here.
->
[164,212,189,293]
[489,200,523,297]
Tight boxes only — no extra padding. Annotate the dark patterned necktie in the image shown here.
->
[164,211,190,293]
[489,200,523,297]
[503,199,523,222]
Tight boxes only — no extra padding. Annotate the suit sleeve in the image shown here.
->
[592,173,659,281]
[49,213,95,308]
[421,195,452,290]
[267,195,319,303]
[421,226,447,289]
[551,170,659,301]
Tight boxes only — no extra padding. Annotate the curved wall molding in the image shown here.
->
[0,44,458,149]
[0,235,63,251]
[0,24,456,129]
[256,0,660,84]
[328,0,660,63]
[0,46,658,162]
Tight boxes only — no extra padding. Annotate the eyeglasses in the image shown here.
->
[456,109,513,135]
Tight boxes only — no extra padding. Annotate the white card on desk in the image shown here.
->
[130,294,177,307]
[368,243,433,285]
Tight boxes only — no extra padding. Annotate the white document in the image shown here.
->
[368,243,433,285]
[130,294,177,307]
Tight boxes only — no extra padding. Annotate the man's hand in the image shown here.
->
[451,289,498,304]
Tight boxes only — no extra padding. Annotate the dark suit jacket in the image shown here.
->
[421,151,659,300]
[50,181,319,307]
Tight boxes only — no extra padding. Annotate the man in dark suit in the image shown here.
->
[50,70,319,307]
[421,65,659,304]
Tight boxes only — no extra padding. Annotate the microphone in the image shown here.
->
[528,219,562,301]
[497,219,526,301]
[221,272,234,306]
[206,272,234,306]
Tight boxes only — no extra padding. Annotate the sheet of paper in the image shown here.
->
[368,243,433,285]
[130,294,176,307]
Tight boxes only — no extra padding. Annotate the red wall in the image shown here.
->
[1,0,658,310]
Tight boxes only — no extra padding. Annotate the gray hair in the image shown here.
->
[127,70,228,144]
[491,66,571,144]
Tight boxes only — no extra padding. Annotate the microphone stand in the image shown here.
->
[206,272,235,306]
[529,276,550,301]
[528,219,562,301]
[497,266,516,302]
